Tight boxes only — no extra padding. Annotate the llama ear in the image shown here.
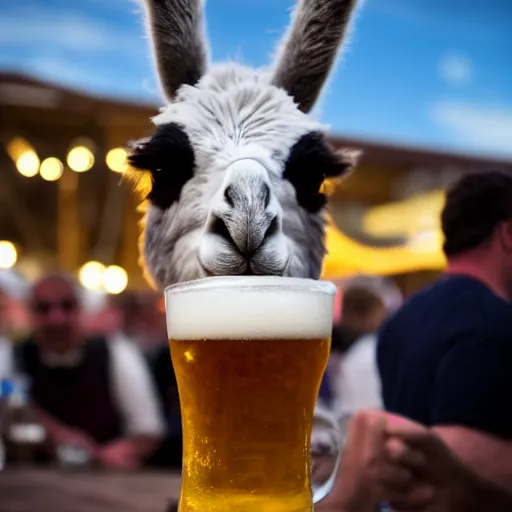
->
[142,0,209,100]
[271,0,360,113]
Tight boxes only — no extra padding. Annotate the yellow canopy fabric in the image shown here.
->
[321,222,446,279]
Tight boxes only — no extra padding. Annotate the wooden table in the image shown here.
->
[0,468,181,512]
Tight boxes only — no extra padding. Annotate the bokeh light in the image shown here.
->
[78,261,106,291]
[102,265,128,294]
[16,151,40,177]
[39,157,64,181]
[0,241,18,269]
[7,137,39,178]
[67,146,94,173]
[106,147,128,173]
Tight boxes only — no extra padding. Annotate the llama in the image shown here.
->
[128,0,361,290]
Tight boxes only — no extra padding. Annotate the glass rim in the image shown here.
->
[164,276,337,297]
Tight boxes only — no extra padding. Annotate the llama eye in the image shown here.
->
[283,131,353,214]
[128,123,195,210]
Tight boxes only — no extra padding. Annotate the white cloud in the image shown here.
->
[17,56,159,102]
[430,100,512,157]
[0,8,144,54]
[24,57,115,90]
[439,53,472,86]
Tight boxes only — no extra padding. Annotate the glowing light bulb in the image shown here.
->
[0,241,18,269]
[8,137,39,178]
[78,261,105,291]
[67,146,94,173]
[40,157,64,181]
[16,151,40,177]
[102,265,128,294]
[106,148,128,173]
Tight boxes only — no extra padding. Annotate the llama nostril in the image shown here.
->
[224,186,234,207]
[265,216,279,239]
[210,215,235,247]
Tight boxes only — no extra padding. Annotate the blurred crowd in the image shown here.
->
[0,261,397,472]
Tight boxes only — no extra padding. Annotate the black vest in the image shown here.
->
[15,336,123,445]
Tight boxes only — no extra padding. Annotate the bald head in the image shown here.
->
[31,272,81,300]
[30,271,83,354]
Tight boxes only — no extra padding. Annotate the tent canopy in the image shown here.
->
[321,222,446,280]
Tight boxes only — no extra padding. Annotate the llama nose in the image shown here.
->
[210,159,281,257]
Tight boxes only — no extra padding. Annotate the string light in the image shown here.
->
[7,138,40,178]
[40,157,64,181]
[78,261,105,291]
[0,241,18,269]
[16,152,40,177]
[67,146,94,173]
[106,148,128,173]
[102,265,128,294]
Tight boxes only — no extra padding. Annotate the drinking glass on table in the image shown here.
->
[165,276,342,512]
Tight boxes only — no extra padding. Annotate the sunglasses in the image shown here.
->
[32,299,77,316]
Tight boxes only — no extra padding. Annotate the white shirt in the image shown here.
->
[5,334,165,438]
[108,333,165,437]
[0,335,13,381]
[332,333,383,420]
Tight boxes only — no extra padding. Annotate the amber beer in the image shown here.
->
[166,276,336,512]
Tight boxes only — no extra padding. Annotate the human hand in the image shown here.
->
[96,439,141,470]
[317,410,435,512]
[387,420,481,511]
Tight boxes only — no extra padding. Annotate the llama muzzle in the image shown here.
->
[199,159,288,277]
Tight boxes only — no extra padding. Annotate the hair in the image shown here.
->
[442,171,512,258]
[343,287,384,316]
[341,274,402,313]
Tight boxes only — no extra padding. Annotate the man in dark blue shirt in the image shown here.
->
[377,170,512,488]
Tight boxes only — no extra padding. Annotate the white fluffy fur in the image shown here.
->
[132,1,361,290]
[141,65,329,288]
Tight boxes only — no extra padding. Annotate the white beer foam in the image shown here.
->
[165,276,336,340]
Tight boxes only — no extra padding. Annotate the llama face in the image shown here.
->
[128,0,360,290]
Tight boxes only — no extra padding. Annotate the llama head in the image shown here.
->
[128,0,361,290]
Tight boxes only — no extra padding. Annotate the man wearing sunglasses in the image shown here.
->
[13,272,165,470]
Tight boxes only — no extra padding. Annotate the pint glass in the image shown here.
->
[165,276,337,512]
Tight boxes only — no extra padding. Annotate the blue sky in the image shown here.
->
[1,0,511,158]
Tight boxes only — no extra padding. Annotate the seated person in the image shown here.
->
[330,276,402,420]
[13,272,165,470]
[378,172,512,487]
[0,286,13,380]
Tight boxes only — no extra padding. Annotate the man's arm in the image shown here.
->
[31,405,98,454]
[319,410,512,512]
[388,417,512,512]
[433,426,512,487]
[318,411,435,512]
[100,336,166,468]
[469,475,512,512]
[430,334,512,486]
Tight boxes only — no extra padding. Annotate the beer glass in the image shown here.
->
[165,276,339,512]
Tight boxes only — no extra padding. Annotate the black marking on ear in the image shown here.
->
[128,123,195,210]
[283,132,353,214]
